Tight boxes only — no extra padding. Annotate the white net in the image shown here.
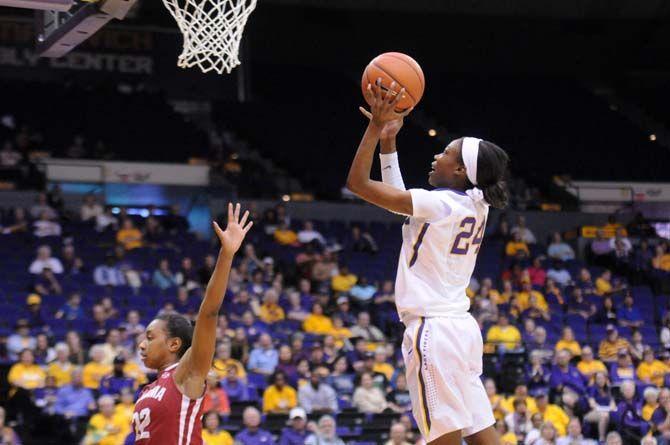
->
[161,0,257,74]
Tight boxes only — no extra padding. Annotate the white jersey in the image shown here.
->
[395,188,489,321]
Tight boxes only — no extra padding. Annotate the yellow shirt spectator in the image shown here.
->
[114,403,134,425]
[274,228,298,245]
[373,362,395,381]
[595,277,612,296]
[116,220,143,250]
[598,337,631,362]
[259,302,285,324]
[330,325,352,349]
[332,271,357,293]
[501,432,517,445]
[202,429,234,445]
[8,363,46,390]
[538,403,569,436]
[643,402,659,422]
[577,359,607,382]
[555,340,582,357]
[262,384,297,413]
[303,314,334,335]
[123,361,147,386]
[505,241,529,257]
[213,358,246,379]
[486,323,521,351]
[85,412,129,445]
[515,290,548,312]
[489,394,506,421]
[82,362,112,390]
[654,254,670,272]
[637,360,669,387]
[48,361,73,387]
[501,396,537,415]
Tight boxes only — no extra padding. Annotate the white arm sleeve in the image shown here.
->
[409,188,453,221]
[379,152,406,191]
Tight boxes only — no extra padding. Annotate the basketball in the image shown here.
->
[361,52,425,112]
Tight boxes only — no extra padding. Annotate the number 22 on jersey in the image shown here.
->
[133,408,151,440]
[450,217,485,255]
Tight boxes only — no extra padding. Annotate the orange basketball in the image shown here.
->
[361,52,425,112]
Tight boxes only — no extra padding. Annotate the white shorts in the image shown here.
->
[402,314,495,442]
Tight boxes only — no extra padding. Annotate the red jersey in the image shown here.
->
[133,363,204,445]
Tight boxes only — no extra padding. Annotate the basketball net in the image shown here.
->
[161,0,257,74]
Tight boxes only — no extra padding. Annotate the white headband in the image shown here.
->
[461,137,481,186]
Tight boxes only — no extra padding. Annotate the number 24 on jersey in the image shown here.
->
[450,217,485,255]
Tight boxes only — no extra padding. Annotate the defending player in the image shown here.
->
[132,203,252,444]
[347,80,509,445]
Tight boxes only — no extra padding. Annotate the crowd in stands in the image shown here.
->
[0,193,670,445]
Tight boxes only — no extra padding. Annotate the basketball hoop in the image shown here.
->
[161,0,257,74]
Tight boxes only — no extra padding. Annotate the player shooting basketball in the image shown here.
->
[347,78,509,445]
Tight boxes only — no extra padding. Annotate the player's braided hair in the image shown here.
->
[157,313,193,358]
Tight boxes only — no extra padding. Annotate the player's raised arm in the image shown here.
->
[346,79,414,215]
[174,203,252,398]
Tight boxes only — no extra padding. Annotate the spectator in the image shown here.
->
[576,346,607,383]
[496,419,517,445]
[297,221,325,246]
[198,254,216,286]
[384,422,411,445]
[152,258,177,290]
[259,289,285,324]
[33,211,61,238]
[350,226,378,254]
[511,215,537,244]
[349,312,385,344]
[202,411,233,445]
[505,231,530,257]
[163,204,189,234]
[82,345,112,390]
[505,398,533,442]
[605,432,622,445]
[609,228,632,255]
[521,293,551,322]
[616,380,648,442]
[95,207,118,233]
[534,393,569,437]
[66,331,86,366]
[202,371,231,417]
[352,371,387,414]
[333,296,356,327]
[8,349,46,390]
[305,415,344,445]
[387,373,411,413]
[116,218,143,250]
[80,195,103,222]
[567,288,595,320]
[47,343,74,387]
[598,325,631,363]
[303,303,334,336]
[34,333,55,364]
[486,314,521,352]
[0,406,20,444]
[7,319,36,361]
[549,350,585,416]
[584,371,615,443]
[99,356,134,397]
[653,244,670,272]
[485,378,508,421]
[221,365,252,402]
[298,370,337,414]
[29,245,64,274]
[526,350,551,396]
[248,333,278,376]
[595,270,618,296]
[592,296,617,325]
[142,216,164,246]
[234,407,274,445]
[30,192,57,220]
[590,230,613,261]
[53,368,95,435]
[555,327,582,358]
[527,327,554,364]
[527,257,547,287]
[576,268,596,295]
[610,350,635,385]
[652,388,670,443]
[349,277,377,304]
[54,292,84,321]
[331,265,357,293]
[33,266,63,296]
[279,407,309,445]
[617,292,644,328]
[175,257,200,291]
[534,421,559,445]
[546,260,572,288]
[637,347,668,387]
[61,244,85,275]
[643,386,660,422]
[547,232,575,261]
[83,394,129,445]
[274,221,298,246]
[263,371,297,414]
[2,207,29,235]
[327,356,355,401]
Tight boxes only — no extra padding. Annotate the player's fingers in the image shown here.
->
[375,78,383,100]
[243,221,254,234]
[359,107,373,120]
[227,202,233,223]
[385,82,397,104]
[391,87,405,106]
[399,106,414,117]
[364,84,375,103]
[239,210,250,227]
[212,221,223,235]
[234,203,241,221]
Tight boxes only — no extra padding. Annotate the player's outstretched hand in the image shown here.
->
[360,78,413,128]
[213,203,253,257]
[359,107,404,140]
